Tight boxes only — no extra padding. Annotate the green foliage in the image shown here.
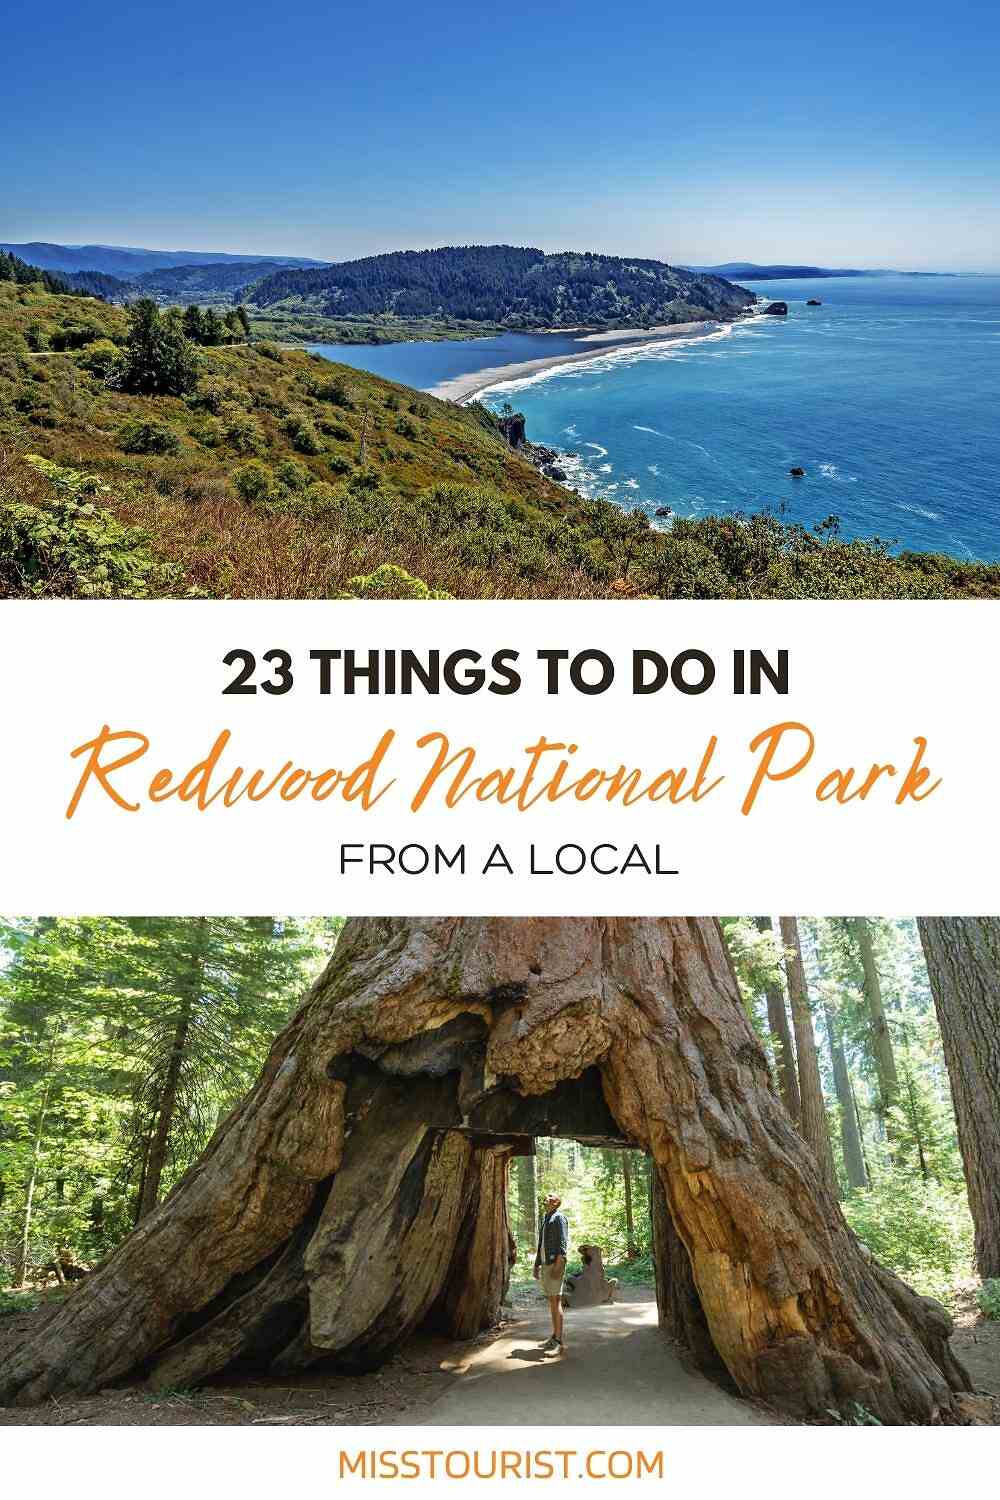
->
[116,298,199,397]
[231,460,280,505]
[0,916,341,1282]
[76,338,120,376]
[1,455,185,598]
[219,403,264,455]
[977,1280,1000,1319]
[338,564,453,599]
[282,410,322,454]
[843,1174,974,1301]
[118,419,181,456]
[3,278,999,601]
[245,245,751,328]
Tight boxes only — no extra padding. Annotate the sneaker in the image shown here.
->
[541,1336,559,1351]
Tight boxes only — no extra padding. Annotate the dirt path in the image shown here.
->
[423,1298,773,1426]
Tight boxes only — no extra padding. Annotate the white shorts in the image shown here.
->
[539,1262,564,1297]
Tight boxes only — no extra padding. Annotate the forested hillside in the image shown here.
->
[3,272,1000,600]
[246,244,754,327]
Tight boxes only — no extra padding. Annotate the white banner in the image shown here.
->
[2,1424,994,1494]
[1,599,996,914]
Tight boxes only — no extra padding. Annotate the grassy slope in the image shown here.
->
[2,280,999,600]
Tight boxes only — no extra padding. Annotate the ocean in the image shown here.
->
[310,275,1000,561]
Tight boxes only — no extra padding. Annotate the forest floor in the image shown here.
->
[1,1281,998,1426]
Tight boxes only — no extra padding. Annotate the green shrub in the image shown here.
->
[275,457,311,492]
[2,455,185,598]
[50,323,103,351]
[977,1280,1000,1319]
[254,341,283,361]
[76,338,120,376]
[329,454,351,476]
[320,420,352,441]
[118,419,181,456]
[306,376,353,408]
[219,403,264,455]
[282,410,322,455]
[843,1175,974,1302]
[394,416,418,440]
[231,460,280,505]
[338,564,453,600]
[303,481,340,516]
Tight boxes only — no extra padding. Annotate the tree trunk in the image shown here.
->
[13,1027,61,1287]
[136,923,205,1219]
[823,1001,867,1192]
[0,918,968,1422]
[622,1151,637,1257]
[515,1152,538,1251]
[852,918,899,1122]
[754,917,801,1124]
[917,918,1000,1280]
[780,917,837,1192]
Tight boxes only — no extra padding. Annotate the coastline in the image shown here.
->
[428,320,731,404]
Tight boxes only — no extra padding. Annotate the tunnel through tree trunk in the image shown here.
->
[0,918,969,1422]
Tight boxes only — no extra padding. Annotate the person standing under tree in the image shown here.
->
[533,1191,568,1352]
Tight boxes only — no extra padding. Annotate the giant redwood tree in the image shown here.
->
[918,917,1000,1280]
[0,919,969,1421]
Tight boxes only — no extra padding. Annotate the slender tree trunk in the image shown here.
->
[755,917,800,1123]
[14,1027,61,1287]
[515,1151,537,1249]
[136,921,208,1219]
[780,918,837,1191]
[622,1151,637,1257]
[822,1001,867,1191]
[852,918,899,1123]
[917,917,1000,1279]
[1,919,969,1422]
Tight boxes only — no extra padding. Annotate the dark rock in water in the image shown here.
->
[498,411,526,448]
[806,298,822,306]
[789,466,806,477]
[763,301,788,316]
[546,465,568,481]
[655,506,672,517]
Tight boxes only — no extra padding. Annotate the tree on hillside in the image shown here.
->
[117,297,199,396]
[917,917,1000,1278]
[780,916,837,1190]
[0,918,969,1423]
[182,304,205,342]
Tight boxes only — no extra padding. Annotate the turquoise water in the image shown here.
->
[312,275,1000,560]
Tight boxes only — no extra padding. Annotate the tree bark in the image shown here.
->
[852,918,899,1122]
[754,917,801,1124]
[780,917,837,1192]
[823,1001,868,1192]
[917,917,1000,1280]
[0,918,968,1422]
[136,920,207,1219]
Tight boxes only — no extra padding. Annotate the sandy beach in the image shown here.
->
[428,320,729,403]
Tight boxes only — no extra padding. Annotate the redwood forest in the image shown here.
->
[1,915,998,1425]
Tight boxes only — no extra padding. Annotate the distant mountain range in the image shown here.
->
[688,262,871,280]
[0,241,327,278]
[244,245,754,328]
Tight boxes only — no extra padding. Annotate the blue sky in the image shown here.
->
[4,0,998,269]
